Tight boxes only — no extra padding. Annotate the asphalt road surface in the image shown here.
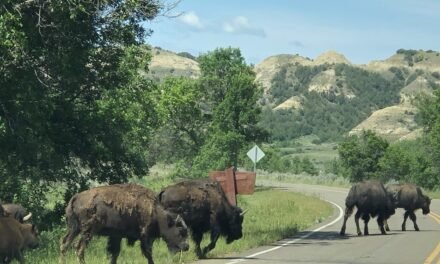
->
[194,180,440,264]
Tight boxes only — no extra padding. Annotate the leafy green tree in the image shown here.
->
[0,0,166,220]
[338,130,389,182]
[193,48,267,173]
[376,143,412,182]
[152,77,206,163]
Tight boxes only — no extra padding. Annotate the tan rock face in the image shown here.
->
[349,103,419,141]
[313,50,351,65]
[255,54,313,94]
[148,48,200,80]
[274,96,303,110]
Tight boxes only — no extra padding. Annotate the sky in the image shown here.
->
[144,0,440,65]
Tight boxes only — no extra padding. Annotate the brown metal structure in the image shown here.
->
[209,167,256,206]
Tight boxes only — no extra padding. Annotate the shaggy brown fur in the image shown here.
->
[158,179,245,259]
[385,183,431,231]
[0,216,39,263]
[60,183,189,264]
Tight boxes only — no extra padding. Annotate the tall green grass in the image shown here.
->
[25,187,332,263]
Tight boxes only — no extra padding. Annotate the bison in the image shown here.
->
[384,183,431,231]
[0,215,39,263]
[0,204,32,223]
[59,183,189,264]
[340,180,395,236]
[158,179,246,258]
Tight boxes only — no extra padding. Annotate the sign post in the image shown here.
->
[247,145,265,172]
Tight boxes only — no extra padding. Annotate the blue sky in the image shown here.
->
[145,0,440,65]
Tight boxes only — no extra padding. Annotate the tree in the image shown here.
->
[193,48,267,173]
[151,77,206,163]
[0,0,169,221]
[338,130,389,182]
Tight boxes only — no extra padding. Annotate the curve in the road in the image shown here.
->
[226,200,344,264]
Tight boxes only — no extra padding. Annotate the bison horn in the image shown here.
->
[23,212,32,221]
[240,209,248,216]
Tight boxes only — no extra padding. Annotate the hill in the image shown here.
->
[147,48,440,142]
[146,47,200,82]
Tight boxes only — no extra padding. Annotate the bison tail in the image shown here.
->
[157,190,165,202]
[65,197,80,234]
[345,186,358,209]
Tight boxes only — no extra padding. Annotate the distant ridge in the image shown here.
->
[148,47,440,141]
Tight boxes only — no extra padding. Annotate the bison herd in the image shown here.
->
[0,179,432,264]
[339,181,431,236]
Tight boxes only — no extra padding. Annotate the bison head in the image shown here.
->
[225,207,245,244]
[23,224,40,249]
[421,195,431,215]
[160,213,190,253]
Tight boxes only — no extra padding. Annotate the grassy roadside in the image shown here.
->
[26,187,332,264]
[257,170,440,199]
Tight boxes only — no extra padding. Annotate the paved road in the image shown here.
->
[194,181,440,264]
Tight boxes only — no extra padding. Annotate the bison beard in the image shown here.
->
[340,180,395,236]
[384,184,431,232]
[158,179,245,259]
[59,184,189,264]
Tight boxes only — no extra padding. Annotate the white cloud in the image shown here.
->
[223,16,266,37]
[178,11,204,29]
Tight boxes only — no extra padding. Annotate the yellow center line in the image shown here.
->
[430,212,440,224]
[424,242,440,264]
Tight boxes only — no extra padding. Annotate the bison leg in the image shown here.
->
[60,225,81,262]
[377,215,387,235]
[107,236,122,264]
[409,211,419,231]
[362,214,370,236]
[339,206,354,235]
[201,227,220,257]
[354,210,362,236]
[384,219,390,231]
[191,231,204,258]
[76,232,93,264]
[402,211,410,231]
[140,237,155,264]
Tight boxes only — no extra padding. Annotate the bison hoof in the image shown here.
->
[357,232,362,236]
[415,227,420,231]
[401,227,406,231]
[385,227,390,231]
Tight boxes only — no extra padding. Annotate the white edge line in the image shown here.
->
[226,200,344,264]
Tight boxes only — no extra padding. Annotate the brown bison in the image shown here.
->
[0,215,39,263]
[340,180,395,236]
[384,183,431,231]
[1,204,32,223]
[59,183,189,264]
[158,179,245,258]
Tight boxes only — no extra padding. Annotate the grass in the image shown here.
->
[25,187,332,264]
[258,170,350,188]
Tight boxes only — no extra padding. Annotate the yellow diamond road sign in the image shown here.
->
[247,145,265,163]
